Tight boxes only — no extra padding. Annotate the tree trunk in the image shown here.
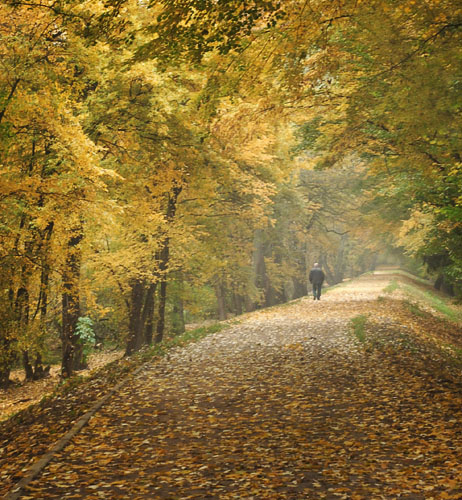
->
[254,236,268,308]
[23,351,34,380]
[125,280,145,356]
[155,271,168,343]
[244,294,256,313]
[253,230,277,307]
[434,275,443,290]
[0,291,15,388]
[15,287,36,381]
[143,283,157,345]
[169,273,185,335]
[292,277,307,299]
[31,265,50,379]
[32,222,53,379]
[331,234,347,285]
[72,343,88,371]
[434,274,454,295]
[23,351,50,380]
[0,367,12,388]
[171,297,185,335]
[320,254,335,285]
[155,185,182,343]
[33,353,50,379]
[61,229,83,378]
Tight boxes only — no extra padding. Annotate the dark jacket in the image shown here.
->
[309,268,325,285]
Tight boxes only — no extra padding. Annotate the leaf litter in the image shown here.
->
[4,271,462,499]
[0,351,124,422]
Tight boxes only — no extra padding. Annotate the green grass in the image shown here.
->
[350,315,368,343]
[136,322,227,361]
[383,279,399,293]
[401,284,462,323]
[403,300,427,318]
[379,269,461,323]
[391,269,431,285]
[443,343,462,362]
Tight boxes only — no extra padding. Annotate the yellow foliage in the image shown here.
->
[398,209,436,255]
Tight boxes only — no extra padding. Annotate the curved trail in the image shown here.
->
[20,271,462,499]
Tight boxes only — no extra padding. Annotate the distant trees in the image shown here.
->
[289,0,462,293]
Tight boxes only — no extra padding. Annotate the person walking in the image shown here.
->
[309,263,325,300]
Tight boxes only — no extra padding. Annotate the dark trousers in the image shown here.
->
[312,283,322,299]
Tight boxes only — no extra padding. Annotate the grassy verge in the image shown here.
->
[139,323,227,360]
[352,296,462,382]
[322,283,344,295]
[403,299,427,318]
[350,315,368,343]
[383,279,399,293]
[401,284,462,323]
[390,268,431,285]
[382,270,462,324]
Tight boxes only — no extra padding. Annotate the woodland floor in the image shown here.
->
[0,351,124,422]
[2,269,462,499]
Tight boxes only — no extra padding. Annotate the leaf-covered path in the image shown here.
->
[15,272,462,499]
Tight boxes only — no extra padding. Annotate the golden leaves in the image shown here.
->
[398,207,436,255]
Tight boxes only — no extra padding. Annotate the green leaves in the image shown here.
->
[135,0,286,62]
[288,0,462,293]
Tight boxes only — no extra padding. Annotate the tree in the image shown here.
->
[0,1,120,381]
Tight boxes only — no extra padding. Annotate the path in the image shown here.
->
[14,271,462,499]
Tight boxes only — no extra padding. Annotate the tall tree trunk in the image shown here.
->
[23,351,34,380]
[155,252,169,344]
[72,342,87,371]
[155,185,182,343]
[171,274,185,335]
[143,283,157,345]
[34,353,50,379]
[34,251,51,378]
[125,279,145,356]
[15,286,35,380]
[244,294,256,313]
[320,254,335,285]
[171,297,185,335]
[61,229,83,378]
[331,234,347,285]
[29,221,53,379]
[253,230,276,307]
[0,290,16,388]
[293,276,308,299]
